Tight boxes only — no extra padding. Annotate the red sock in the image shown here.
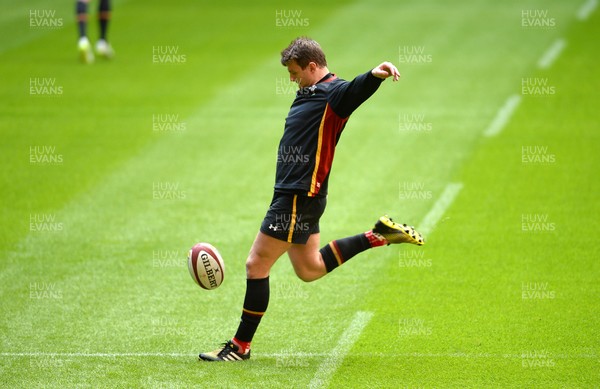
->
[365,230,387,247]
[232,337,251,354]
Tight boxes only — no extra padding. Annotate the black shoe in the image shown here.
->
[199,340,250,362]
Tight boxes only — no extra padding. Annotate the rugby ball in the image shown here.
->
[187,242,225,290]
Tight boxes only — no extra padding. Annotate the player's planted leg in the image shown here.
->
[199,233,289,362]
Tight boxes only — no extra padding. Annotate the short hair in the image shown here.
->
[280,37,327,69]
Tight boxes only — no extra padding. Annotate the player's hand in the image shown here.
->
[371,62,400,81]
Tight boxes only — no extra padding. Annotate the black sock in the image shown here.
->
[76,1,88,38]
[234,277,270,343]
[319,233,371,273]
[98,0,111,41]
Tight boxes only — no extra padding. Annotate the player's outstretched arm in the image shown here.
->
[328,61,400,118]
[371,61,401,81]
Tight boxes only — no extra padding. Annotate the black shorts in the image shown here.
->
[260,191,327,244]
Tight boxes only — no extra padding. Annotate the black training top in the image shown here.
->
[274,71,383,197]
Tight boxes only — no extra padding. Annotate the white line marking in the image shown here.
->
[577,0,597,20]
[537,39,567,70]
[308,311,373,389]
[267,352,597,360]
[0,352,193,358]
[483,94,522,137]
[418,183,463,236]
[2,351,596,360]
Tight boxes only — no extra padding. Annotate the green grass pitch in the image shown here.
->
[1,0,598,387]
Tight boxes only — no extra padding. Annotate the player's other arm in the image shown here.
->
[329,61,401,118]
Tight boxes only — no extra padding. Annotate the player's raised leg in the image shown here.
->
[289,216,424,281]
[288,231,383,282]
[75,0,94,63]
[199,232,290,361]
[290,227,385,282]
[287,233,326,282]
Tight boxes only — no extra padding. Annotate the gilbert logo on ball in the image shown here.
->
[187,243,225,290]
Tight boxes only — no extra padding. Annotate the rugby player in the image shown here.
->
[200,37,424,362]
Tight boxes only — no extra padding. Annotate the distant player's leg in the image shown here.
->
[96,0,114,58]
[75,0,94,63]
[199,232,291,362]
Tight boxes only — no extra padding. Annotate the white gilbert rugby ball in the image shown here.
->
[187,242,225,290]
